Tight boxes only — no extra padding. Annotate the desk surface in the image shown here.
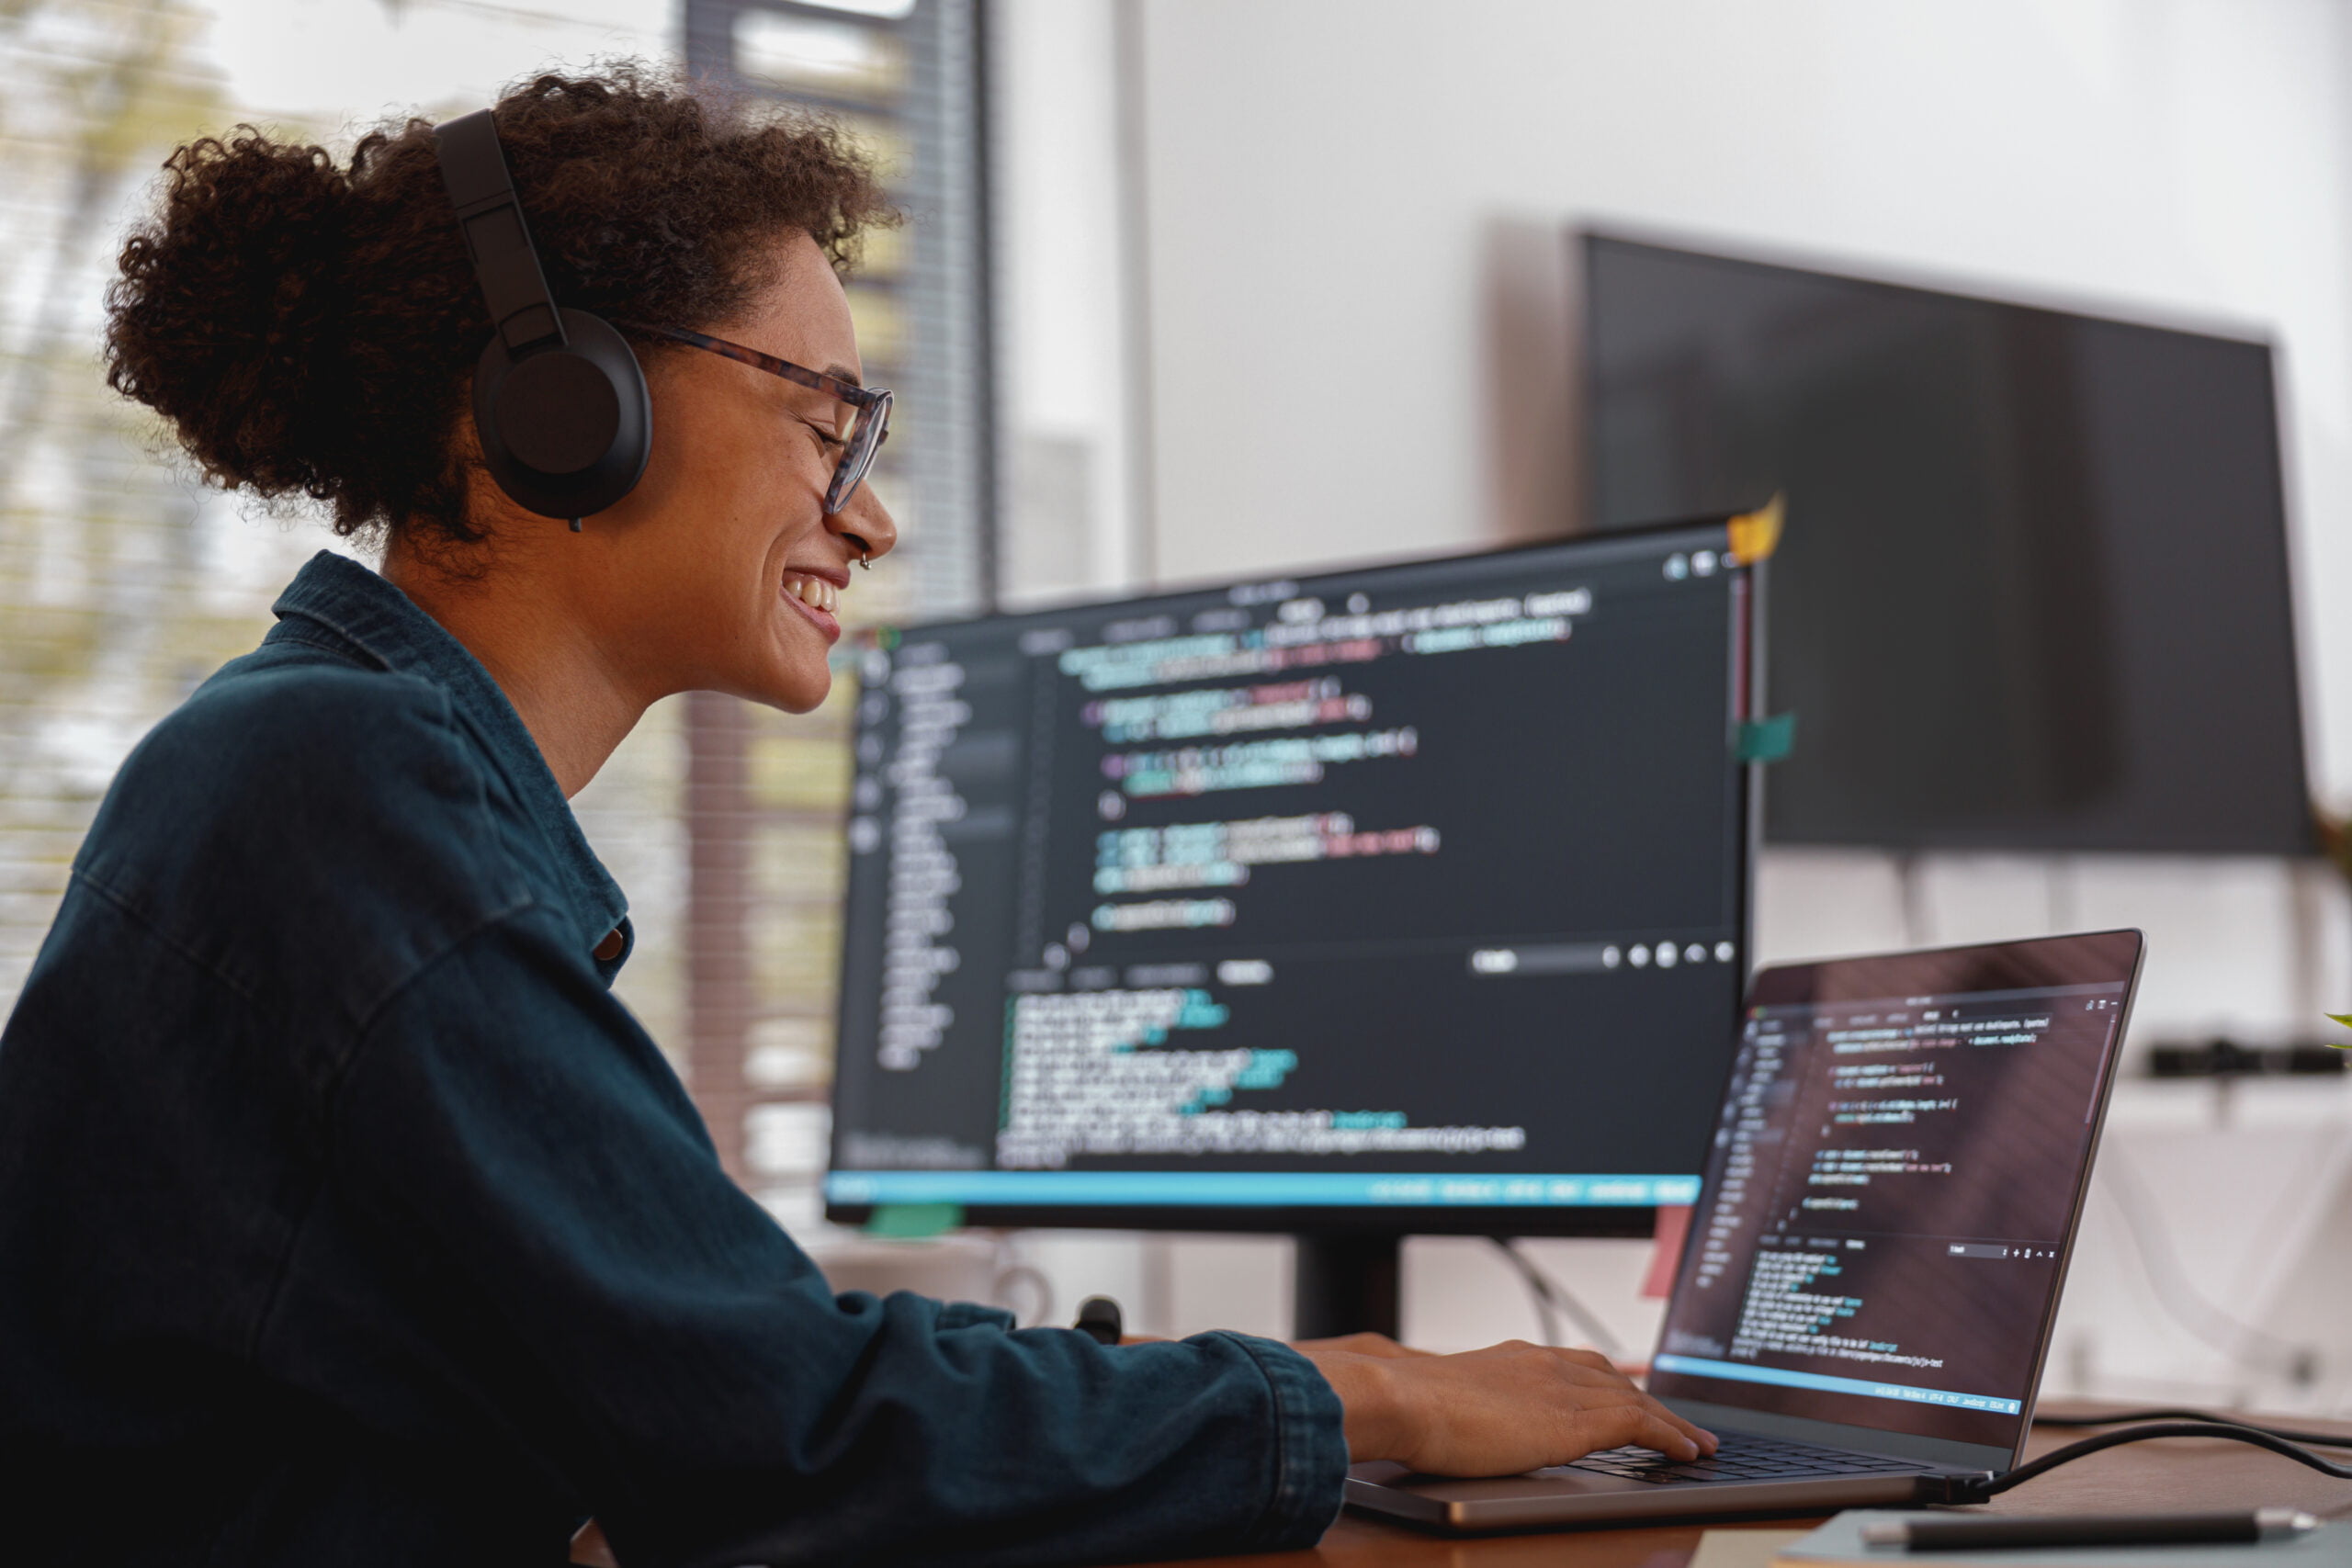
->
[568,1404,2352,1567]
[1116,1405,2352,1568]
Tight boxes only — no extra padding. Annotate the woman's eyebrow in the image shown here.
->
[825,363,864,388]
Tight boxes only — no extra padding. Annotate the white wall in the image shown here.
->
[1131,2,2352,710]
[983,0,2352,1407]
[1112,0,2352,1040]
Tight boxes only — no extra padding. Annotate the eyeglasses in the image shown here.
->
[618,321,893,515]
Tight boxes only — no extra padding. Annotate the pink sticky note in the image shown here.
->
[1641,1204,1691,1300]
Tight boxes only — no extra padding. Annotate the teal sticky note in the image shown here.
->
[865,1201,963,1238]
[1737,714,1797,764]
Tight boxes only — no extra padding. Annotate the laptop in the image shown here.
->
[1347,929,2146,1531]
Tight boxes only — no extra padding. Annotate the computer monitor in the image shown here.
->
[1581,231,2313,856]
[825,518,1764,1331]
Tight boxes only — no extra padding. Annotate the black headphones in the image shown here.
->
[434,108,650,528]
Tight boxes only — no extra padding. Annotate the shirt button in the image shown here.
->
[594,929,625,962]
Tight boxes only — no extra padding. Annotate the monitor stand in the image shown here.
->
[1292,1232,1401,1339]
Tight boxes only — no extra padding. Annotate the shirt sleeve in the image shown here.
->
[321,900,1347,1568]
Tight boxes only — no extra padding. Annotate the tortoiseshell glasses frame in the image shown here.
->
[618,321,893,515]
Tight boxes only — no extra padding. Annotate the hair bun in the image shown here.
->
[107,128,357,500]
[103,69,894,546]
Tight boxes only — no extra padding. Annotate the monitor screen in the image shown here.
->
[1583,232,2312,855]
[825,521,1758,1229]
[1648,931,2143,1451]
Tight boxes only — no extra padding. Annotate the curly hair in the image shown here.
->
[105,65,896,547]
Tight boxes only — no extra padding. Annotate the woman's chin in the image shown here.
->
[754,665,833,714]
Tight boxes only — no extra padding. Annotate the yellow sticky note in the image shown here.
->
[1728,493,1786,565]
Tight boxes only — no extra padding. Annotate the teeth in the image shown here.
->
[786,574,841,614]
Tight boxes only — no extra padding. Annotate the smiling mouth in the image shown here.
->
[781,570,844,643]
[783,571,841,614]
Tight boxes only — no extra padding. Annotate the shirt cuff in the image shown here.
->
[1210,1331,1349,1550]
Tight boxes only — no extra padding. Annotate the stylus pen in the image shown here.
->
[1860,1508,2316,1552]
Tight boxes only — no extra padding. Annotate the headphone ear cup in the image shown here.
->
[470,309,650,520]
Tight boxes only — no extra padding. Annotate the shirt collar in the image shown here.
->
[266,551,632,967]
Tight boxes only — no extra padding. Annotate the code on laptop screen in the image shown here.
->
[1648,931,2141,1450]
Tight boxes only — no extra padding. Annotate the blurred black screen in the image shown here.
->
[1584,234,2312,854]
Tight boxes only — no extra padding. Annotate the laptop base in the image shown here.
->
[1344,1458,1951,1533]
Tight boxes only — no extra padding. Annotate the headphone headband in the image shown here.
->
[432,107,651,524]
[435,109,565,355]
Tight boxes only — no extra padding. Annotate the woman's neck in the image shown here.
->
[379,536,650,799]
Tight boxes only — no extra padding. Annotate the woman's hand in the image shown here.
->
[1290,1331,1433,1359]
[1295,1339,1716,1478]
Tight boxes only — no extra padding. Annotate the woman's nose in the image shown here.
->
[835,479,898,562]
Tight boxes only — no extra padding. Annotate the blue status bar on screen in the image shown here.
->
[1650,1353,2023,1416]
[824,1171,1702,1207]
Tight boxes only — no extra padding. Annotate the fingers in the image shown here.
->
[1529,1346,1715,1458]
[1634,1407,1710,1461]
[1587,1370,1715,1456]
[1563,1393,1709,1461]
[1638,1397,1716,1455]
[1365,1341,1721,1477]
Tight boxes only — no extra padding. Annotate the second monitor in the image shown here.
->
[827,516,1767,1323]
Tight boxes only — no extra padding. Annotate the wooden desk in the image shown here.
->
[1125,1406,2352,1568]
[570,1405,2352,1566]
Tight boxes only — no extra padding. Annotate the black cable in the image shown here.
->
[1944,1421,2352,1504]
[2033,1407,2352,1450]
[1490,1238,1625,1361]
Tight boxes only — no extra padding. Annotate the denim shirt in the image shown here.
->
[0,552,1346,1568]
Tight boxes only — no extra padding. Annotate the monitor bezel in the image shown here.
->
[823,514,1766,1236]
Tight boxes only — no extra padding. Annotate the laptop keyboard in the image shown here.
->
[1562,1430,1930,1484]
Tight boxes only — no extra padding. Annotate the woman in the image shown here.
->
[0,67,1713,1568]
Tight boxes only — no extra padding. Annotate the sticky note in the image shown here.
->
[866,1202,964,1238]
[1728,493,1786,565]
[1737,714,1797,764]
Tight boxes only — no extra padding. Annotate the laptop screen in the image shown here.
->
[1647,931,2143,1450]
